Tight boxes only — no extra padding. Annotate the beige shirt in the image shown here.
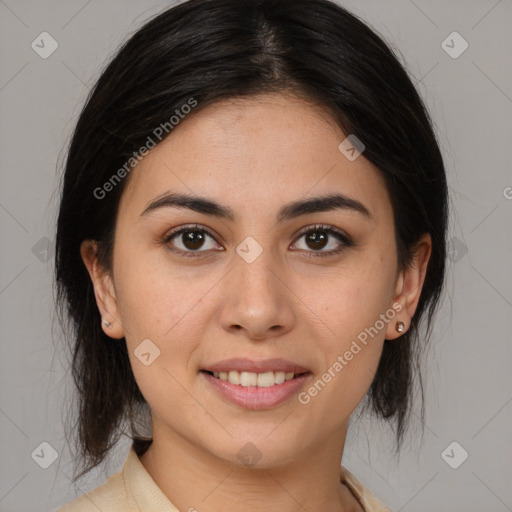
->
[57,444,391,512]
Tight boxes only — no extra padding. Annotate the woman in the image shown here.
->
[54,0,448,510]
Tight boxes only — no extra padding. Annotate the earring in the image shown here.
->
[395,321,405,333]
[103,319,113,329]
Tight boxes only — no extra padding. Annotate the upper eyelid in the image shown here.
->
[294,223,351,240]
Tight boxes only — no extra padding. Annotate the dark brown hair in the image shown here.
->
[54,0,448,481]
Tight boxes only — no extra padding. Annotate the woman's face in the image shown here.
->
[83,93,426,467]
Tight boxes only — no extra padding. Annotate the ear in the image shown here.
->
[80,239,125,339]
[385,233,432,340]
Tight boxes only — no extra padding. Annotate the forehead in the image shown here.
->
[118,93,392,224]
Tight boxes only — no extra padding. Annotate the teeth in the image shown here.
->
[210,370,298,386]
[228,370,240,384]
[240,371,258,386]
[274,371,285,384]
[257,372,275,387]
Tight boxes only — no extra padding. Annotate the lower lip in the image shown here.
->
[201,371,311,410]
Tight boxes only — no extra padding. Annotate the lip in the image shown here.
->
[201,357,309,374]
[201,371,311,410]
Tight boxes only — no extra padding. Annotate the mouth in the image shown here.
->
[199,357,312,409]
[200,369,310,387]
[200,368,312,410]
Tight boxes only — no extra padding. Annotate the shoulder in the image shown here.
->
[341,466,392,512]
[55,470,134,512]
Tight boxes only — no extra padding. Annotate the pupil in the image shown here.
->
[183,230,205,250]
[306,230,328,250]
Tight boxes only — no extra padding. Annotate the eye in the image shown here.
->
[290,224,353,257]
[162,223,353,258]
[162,224,222,257]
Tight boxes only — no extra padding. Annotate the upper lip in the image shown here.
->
[202,358,310,374]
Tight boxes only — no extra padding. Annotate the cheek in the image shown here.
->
[114,240,214,337]
[297,273,389,424]
[296,251,396,403]
[305,257,396,343]
[114,248,212,406]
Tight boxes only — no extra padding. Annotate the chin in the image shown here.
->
[205,431,307,470]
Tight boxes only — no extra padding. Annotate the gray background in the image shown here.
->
[0,0,511,511]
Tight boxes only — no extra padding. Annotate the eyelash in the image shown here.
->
[162,223,353,258]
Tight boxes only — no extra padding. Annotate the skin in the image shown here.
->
[81,93,431,512]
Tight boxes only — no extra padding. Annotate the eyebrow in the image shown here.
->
[140,191,373,222]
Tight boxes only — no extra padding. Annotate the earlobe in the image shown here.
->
[385,297,408,341]
[80,239,125,339]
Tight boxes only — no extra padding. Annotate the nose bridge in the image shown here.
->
[234,237,279,298]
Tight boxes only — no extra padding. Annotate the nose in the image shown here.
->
[218,245,295,341]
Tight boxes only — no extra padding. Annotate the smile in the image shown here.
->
[200,370,311,410]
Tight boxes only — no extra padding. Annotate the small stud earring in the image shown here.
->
[103,319,113,329]
[396,321,405,333]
